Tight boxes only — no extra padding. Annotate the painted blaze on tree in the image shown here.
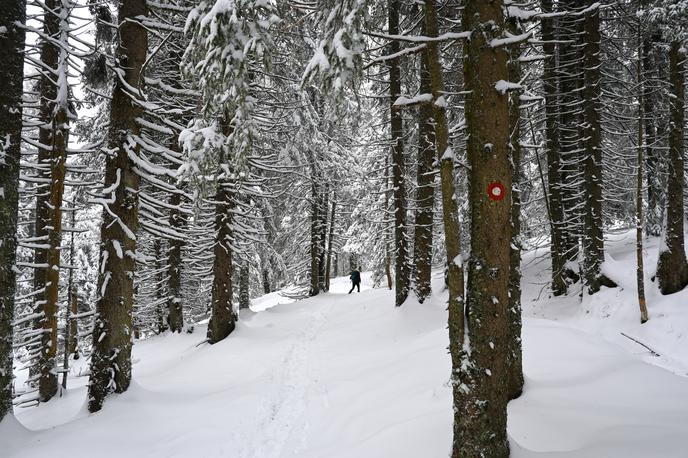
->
[488,181,506,201]
[457,0,512,456]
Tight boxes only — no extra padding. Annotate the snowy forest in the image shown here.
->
[2,0,688,456]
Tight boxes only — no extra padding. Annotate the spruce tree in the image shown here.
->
[507,9,524,401]
[0,0,27,422]
[541,0,568,296]
[421,1,466,455]
[35,0,75,401]
[581,2,610,294]
[459,0,512,454]
[167,190,185,332]
[636,27,649,324]
[388,0,410,307]
[88,0,148,413]
[656,41,688,294]
[413,48,435,304]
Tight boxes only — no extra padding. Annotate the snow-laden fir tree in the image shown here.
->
[0,0,27,423]
[87,0,148,413]
[645,1,688,294]
[182,0,279,343]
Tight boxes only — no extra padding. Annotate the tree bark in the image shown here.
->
[317,187,328,292]
[558,0,584,273]
[33,0,64,402]
[656,42,688,295]
[154,238,167,334]
[88,0,148,413]
[582,2,610,294]
[384,157,393,290]
[261,267,271,294]
[643,36,662,237]
[41,103,69,401]
[0,0,26,421]
[507,14,524,401]
[65,197,78,363]
[309,174,320,296]
[389,0,410,306]
[207,161,236,342]
[541,0,568,296]
[413,50,435,304]
[422,2,467,456]
[460,0,512,454]
[167,190,184,333]
[333,252,339,279]
[636,33,649,324]
[325,194,336,291]
[61,201,76,390]
[239,261,249,310]
[68,287,78,356]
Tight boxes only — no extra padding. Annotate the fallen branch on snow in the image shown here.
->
[620,332,661,357]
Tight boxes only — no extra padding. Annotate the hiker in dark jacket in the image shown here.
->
[349,268,361,294]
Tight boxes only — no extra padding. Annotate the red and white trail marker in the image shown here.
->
[487,182,505,201]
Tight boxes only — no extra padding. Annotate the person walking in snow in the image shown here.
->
[349,268,361,294]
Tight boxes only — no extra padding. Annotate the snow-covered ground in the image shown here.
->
[3,231,688,457]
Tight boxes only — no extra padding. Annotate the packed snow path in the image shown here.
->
[4,269,688,457]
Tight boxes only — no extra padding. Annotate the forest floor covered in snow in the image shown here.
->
[3,230,688,457]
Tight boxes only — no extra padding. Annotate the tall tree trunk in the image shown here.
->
[388,0,409,306]
[644,36,662,237]
[460,0,512,454]
[558,0,584,274]
[65,197,78,361]
[413,51,435,304]
[207,157,236,342]
[507,15,524,401]
[88,0,148,413]
[33,0,62,401]
[581,2,610,294]
[541,0,568,296]
[61,200,77,390]
[636,32,649,324]
[309,175,320,296]
[656,42,688,295]
[325,194,336,291]
[154,238,167,334]
[384,157,393,290]
[317,187,328,292]
[423,2,467,456]
[239,261,249,310]
[167,190,184,333]
[333,252,339,280]
[68,288,78,356]
[0,0,27,421]
[41,103,69,401]
[261,265,271,294]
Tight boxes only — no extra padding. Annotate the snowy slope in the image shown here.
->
[3,240,688,457]
[522,230,688,376]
